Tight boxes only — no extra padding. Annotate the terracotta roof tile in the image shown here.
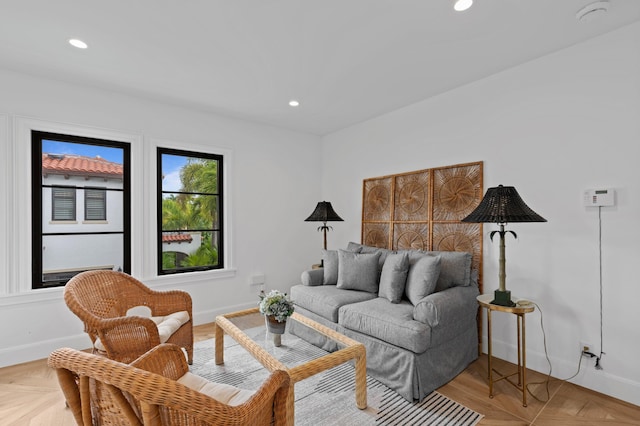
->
[42,154,123,177]
[162,234,193,243]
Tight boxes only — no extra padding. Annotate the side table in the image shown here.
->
[477,294,535,407]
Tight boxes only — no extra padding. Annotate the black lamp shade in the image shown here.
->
[305,201,344,223]
[462,185,546,224]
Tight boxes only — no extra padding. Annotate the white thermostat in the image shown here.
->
[583,188,615,207]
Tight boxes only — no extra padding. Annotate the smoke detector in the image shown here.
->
[576,1,610,23]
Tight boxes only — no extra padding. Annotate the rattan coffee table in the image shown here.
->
[215,307,367,426]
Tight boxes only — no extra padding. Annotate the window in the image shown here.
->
[32,131,130,289]
[157,147,223,275]
[52,186,76,221]
[85,187,107,221]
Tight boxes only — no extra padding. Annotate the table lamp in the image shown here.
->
[305,201,343,265]
[462,185,546,306]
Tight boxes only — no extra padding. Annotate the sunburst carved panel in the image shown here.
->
[433,164,482,221]
[363,177,392,222]
[393,170,429,222]
[362,222,390,249]
[393,223,429,251]
[362,161,483,292]
[433,222,481,274]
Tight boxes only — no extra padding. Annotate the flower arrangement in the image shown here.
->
[258,290,295,323]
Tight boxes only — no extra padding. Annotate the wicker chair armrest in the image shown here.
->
[130,343,189,380]
[97,316,161,363]
[145,289,193,317]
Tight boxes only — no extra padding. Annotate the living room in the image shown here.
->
[0,0,639,421]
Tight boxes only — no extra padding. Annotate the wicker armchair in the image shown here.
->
[48,344,291,426]
[64,270,193,364]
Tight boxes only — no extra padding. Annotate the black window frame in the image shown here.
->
[31,131,131,289]
[157,147,224,275]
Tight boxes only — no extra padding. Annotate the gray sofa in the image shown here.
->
[289,242,479,402]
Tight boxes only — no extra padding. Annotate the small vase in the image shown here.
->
[265,315,287,334]
[265,315,287,346]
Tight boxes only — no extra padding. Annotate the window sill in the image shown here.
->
[146,268,237,289]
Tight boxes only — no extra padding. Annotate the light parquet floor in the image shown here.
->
[1,320,639,425]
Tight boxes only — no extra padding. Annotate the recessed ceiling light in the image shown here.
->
[68,38,88,49]
[454,0,473,12]
[289,100,300,107]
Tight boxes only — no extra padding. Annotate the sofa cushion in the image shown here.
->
[94,310,190,352]
[405,255,441,305]
[178,372,254,406]
[413,285,480,347]
[322,250,339,285]
[290,284,377,323]
[346,242,392,272]
[427,251,472,291]
[378,252,409,303]
[339,298,432,353]
[301,268,324,286]
[397,250,472,292]
[336,250,381,293]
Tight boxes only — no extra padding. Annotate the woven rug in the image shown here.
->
[191,328,483,426]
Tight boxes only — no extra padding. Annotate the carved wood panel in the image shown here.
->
[361,161,483,294]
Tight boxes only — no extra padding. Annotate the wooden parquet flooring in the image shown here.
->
[1,320,639,425]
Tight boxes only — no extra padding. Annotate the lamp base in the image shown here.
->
[491,289,516,307]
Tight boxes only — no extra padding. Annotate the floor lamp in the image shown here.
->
[305,201,343,265]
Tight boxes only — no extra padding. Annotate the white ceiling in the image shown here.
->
[1,1,639,135]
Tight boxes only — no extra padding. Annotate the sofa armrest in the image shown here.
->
[301,268,324,286]
[413,285,479,327]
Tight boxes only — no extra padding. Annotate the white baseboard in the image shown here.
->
[0,302,256,369]
[192,302,256,326]
[0,333,91,368]
[482,334,640,407]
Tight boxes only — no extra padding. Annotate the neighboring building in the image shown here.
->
[41,153,125,283]
[161,232,203,266]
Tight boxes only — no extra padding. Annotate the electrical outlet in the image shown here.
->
[581,341,593,355]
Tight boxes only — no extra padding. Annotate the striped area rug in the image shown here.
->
[191,329,483,426]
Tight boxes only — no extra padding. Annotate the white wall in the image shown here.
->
[321,22,640,406]
[0,69,322,366]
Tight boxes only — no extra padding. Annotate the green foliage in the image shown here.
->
[180,233,218,267]
[163,252,177,269]
[178,158,218,226]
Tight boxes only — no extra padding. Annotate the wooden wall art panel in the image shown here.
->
[363,177,393,222]
[393,170,430,222]
[361,161,483,294]
[362,222,390,249]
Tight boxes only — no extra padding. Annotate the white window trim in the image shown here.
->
[10,116,143,294]
[0,114,8,296]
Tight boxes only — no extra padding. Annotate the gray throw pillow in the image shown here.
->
[427,251,472,291]
[346,242,365,253]
[378,252,410,303]
[405,255,441,305]
[322,250,339,285]
[336,250,381,293]
[350,242,393,272]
